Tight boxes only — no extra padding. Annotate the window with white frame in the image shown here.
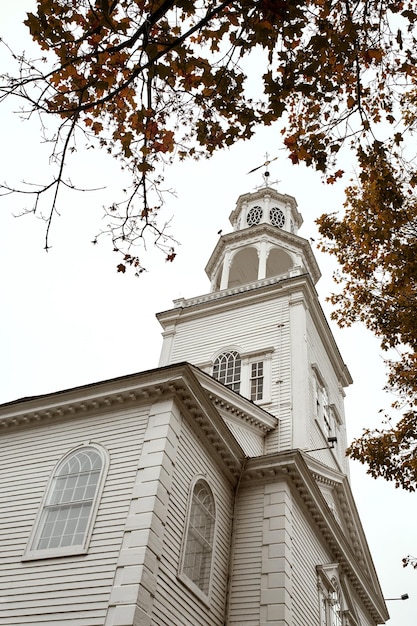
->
[329,583,343,626]
[322,386,332,438]
[24,444,108,560]
[317,565,357,626]
[313,367,333,437]
[250,361,264,401]
[181,479,216,598]
[211,348,273,403]
[213,351,241,392]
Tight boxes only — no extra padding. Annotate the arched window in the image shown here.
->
[213,351,241,392]
[181,479,216,597]
[24,445,108,559]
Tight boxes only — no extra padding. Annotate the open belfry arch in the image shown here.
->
[206,187,320,292]
[0,179,388,625]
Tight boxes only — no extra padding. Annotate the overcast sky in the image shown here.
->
[1,3,416,624]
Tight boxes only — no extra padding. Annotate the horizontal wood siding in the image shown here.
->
[269,298,291,452]
[168,296,291,452]
[151,418,234,626]
[170,299,284,365]
[291,497,331,626]
[356,602,376,626]
[223,418,264,456]
[306,311,349,473]
[228,484,264,624]
[290,493,375,626]
[0,405,149,625]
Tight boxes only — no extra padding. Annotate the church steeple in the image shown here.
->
[157,181,351,475]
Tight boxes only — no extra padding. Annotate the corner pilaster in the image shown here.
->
[104,399,182,626]
[289,291,309,450]
[260,481,293,625]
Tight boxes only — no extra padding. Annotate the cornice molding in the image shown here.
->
[192,366,277,434]
[171,273,296,310]
[0,364,247,480]
[207,393,275,434]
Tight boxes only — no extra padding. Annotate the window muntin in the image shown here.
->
[246,205,263,226]
[317,567,346,626]
[314,374,332,437]
[25,445,107,559]
[322,387,332,438]
[182,479,215,597]
[250,361,264,401]
[213,351,241,393]
[329,584,342,626]
[270,206,285,228]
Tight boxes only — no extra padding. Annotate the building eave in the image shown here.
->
[192,367,278,434]
[0,363,247,481]
[306,456,386,596]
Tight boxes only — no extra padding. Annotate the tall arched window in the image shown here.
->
[213,351,241,392]
[24,444,108,559]
[181,479,216,598]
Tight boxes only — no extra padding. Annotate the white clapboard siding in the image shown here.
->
[0,403,149,625]
[227,483,264,623]
[291,497,332,626]
[223,418,264,456]
[170,297,285,370]
[167,295,294,452]
[306,314,351,473]
[356,602,377,626]
[150,418,234,626]
[293,499,376,626]
[269,299,292,451]
[317,484,350,535]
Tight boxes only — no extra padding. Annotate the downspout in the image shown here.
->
[224,456,248,626]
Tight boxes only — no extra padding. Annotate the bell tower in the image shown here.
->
[206,186,320,292]
[157,181,352,475]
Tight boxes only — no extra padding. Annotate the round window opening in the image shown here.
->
[270,207,285,228]
[247,206,263,226]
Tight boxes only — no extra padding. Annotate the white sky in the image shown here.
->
[0,2,416,624]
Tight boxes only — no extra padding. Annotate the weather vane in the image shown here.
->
[247,153,279,188]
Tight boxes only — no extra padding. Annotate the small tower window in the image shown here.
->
[250,361,264,401]
[314,371,333,438]
[317,567,344,626]
[213,351,241,392]
[246,205,263,226]
[322,387,332,438]
[270,206,285,228]
[181,479,216,597]
[329,582,343,626]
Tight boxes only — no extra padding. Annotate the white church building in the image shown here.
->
[0,183,389,625]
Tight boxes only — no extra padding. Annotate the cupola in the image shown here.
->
[230,187,302,234]
[205,186,321,292]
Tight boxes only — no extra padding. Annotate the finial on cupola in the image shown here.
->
[247,154,279,188]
